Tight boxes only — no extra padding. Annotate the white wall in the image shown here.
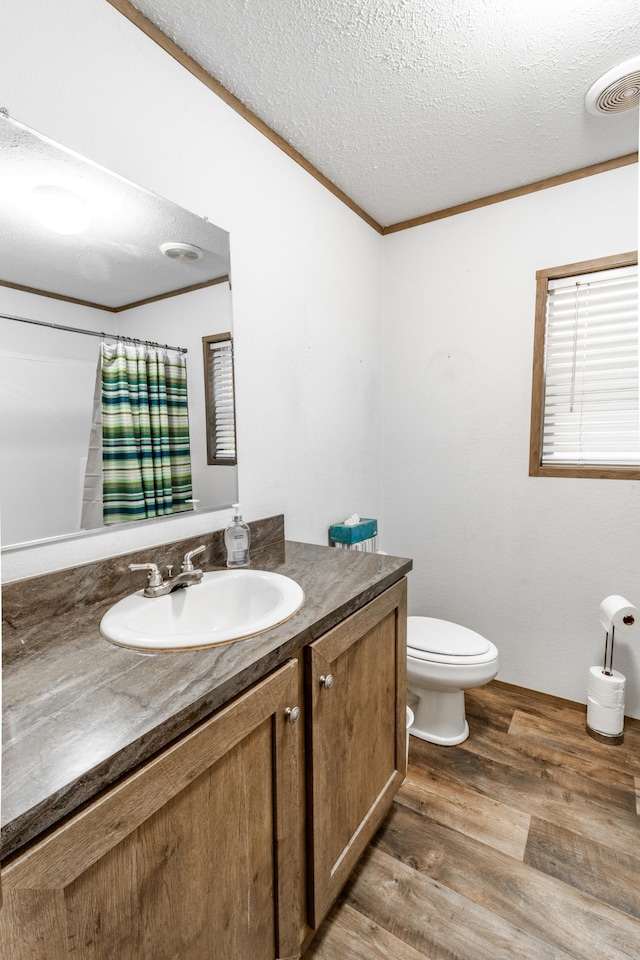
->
[1,0,383,580]
[381,166,640,714]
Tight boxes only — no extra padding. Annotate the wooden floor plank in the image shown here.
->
[399,756,530,860]
[375,803,640,960]
[524,816,640,920]
[303,900,434,960]
[635,777,640,815]
[463,713,637,809]
[509,709,640,777]
[409,727,639,859]
[343,845,578,960]
[466,681,586,733]
[469,681,640,744]
[474,680,640,735]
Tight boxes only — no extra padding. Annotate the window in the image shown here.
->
[529,251,639,479]
[202,333,237,465]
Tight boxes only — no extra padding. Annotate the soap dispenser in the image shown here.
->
[225,504,251,567]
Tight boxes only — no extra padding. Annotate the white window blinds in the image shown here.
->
[541,264,639,466]
[204,335,237,464]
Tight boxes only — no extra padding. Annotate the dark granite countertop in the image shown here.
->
[2,531,411,861]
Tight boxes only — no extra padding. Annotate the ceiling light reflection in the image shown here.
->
[31,184,90,235]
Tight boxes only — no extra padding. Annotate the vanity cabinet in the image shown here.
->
[1,577,408,959]
[0,659,301,960]
[305,578,407,928]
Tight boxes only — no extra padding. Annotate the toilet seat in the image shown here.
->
[407,616,496,665]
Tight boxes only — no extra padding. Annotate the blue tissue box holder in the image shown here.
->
[329,518,378,545]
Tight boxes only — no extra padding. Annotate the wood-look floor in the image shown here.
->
[304,680,640,960]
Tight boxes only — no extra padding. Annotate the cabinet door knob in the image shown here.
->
[319,674,334,689]
[285,706,301,724]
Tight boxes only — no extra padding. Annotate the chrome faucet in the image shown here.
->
[129,545,206,598]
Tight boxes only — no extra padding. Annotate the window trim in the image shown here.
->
[529,250,639,480]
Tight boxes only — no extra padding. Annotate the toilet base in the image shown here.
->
[408,687,469,746]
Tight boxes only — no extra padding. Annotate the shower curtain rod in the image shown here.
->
[0,311,188,354]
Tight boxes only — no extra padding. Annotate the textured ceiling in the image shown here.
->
[127,0,640,228]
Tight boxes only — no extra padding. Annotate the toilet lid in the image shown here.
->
[407,616,491,657]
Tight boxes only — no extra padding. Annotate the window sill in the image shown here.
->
[529,463,640,480]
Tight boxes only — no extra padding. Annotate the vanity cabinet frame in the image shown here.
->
[305,578,407,928]
[0,659,301,960]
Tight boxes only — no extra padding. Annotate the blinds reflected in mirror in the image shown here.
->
[203,333,237,465]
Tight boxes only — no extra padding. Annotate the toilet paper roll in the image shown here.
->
[599,595,638,634]
[586,665,625,736]
[587,665,625,702]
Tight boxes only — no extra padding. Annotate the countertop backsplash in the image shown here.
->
[2,514,285,641]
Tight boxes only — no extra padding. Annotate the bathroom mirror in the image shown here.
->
[0,114,238,549]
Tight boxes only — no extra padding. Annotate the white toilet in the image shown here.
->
[407,616,499,746]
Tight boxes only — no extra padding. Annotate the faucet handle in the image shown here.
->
[181,545,206,572]
[128,562,164,587]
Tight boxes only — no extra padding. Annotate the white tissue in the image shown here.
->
[599,595,638,634]
[586,665,625,737]
[343,513,361,526]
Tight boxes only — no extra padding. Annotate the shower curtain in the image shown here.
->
[99,340,193,525]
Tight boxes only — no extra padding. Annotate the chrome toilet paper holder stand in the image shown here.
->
[602,623,618,677]
[586,620,630,745]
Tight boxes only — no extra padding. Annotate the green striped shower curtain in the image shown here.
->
[101,341,193,525]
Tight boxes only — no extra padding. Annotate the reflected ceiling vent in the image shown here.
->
[585,55,640,115]
[160,241,203,261]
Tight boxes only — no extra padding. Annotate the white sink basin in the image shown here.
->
[100,569,304,651]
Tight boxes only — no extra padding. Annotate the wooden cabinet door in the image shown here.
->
[306,579,407,927]
[0,659,301,960]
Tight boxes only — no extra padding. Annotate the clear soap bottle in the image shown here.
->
[225,504,251,567]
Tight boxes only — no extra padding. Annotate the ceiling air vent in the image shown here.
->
[585,56,640,115]
[160,241,203,261]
